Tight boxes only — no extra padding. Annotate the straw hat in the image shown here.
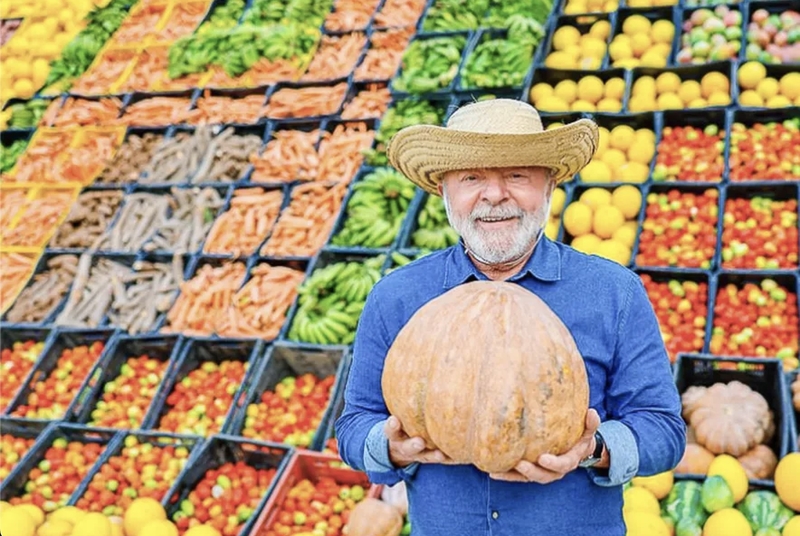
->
[386,99,599,197]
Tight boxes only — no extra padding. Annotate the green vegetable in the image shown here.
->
[663,480,708,528]
[0,139,29,173]
[422,0,489,32]
[365,99,447,166]
[4,99,50,129]
[411,195,460,250]
[737,491,794,533]
[196,0,246,34]
[460,37,535,89]
[485,0,553,28]
[700,475,735,513]
[674,518,702,536]
[392,35,467,94]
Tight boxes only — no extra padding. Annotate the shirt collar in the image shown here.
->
[442,232,562,290]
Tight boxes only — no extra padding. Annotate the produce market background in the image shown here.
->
[0,0,799,533]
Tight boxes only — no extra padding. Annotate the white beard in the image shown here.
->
[443,186,552,266]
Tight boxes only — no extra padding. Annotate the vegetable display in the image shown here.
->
[0,0,798,533]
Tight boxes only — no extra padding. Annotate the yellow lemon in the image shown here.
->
[631,471,674,500]
[600,148,627,173]
[603,0,618,11]
[609,124,636,151]
[595,238,632,265]
[627,94,656,112]
[652,19,675,43]
[634,128,655,144]
[589,19,611,40]
[779,72,800,100]
[657,92,684,110]
[570,233,602,254]
[529,82,554,104]
[15,505,44,527]
[782,516,800,536]
[13,78,36,99]
[701,72,730,98]
[628,139,655,165]
[707,91,731,106]
[564,44,583,60]
[571,99,597,112]
[632,75,656,98]
[612,224,637,249]
[656,71,681,94]
[630,33,652,56]
[737,61,767,90]
[703,508,753,536]
[72,513,111,536]
[535,95,571,112]
[553,25,581,50]
[48,507,86,525]
[580,160,612,183]
[545,219,560,240]
[32,58,50,88]
[580,36,608,59]
[623,14,651,36]
[597,97,622,112]
[551,188,567,217]
[35,520,73,536]
[576,75,605,103]
[688,97,708,108]
[580,187,613,210]
[0,507,37,536]
[623,485,661,515]
[604,77,625,100]
[545,51,577,69]
[624,511,670,536]
[776,453,800,511]
[766,95,792,108]
[611,184,642,219]
[609,39,633,61]
[563,202,594,237]
[184,526,222,536]
[593,205,626,239]
[678,80,702,104]
[755,77,779,100]
[618,161,650,183]
[123,498,166,536]
[554,79,578,103]
[596,126,610,154]
[640,50,668,68]
[578,55,603,70]
[137,520,178,536]
[708,455,749,503]
[564,0,587,14]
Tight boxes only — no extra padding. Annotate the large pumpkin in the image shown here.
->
[381,280,590,474]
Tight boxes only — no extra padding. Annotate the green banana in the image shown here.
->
[410,196,460,250]
[331,168,417,249]
[461,37,535,90]
[422,0,489,32]
[392,36,468,94]
[1,139,29,174]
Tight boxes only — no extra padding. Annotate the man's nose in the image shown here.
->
[481,178,509,203]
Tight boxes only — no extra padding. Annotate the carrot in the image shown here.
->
[217,263,306,339]
[259,181,349,258]
[324,0,381,32]
[301,32,368,82]
[116,96,199,127]
[9,130,75,184]
[53,129,124,185]
[202,187,284,257]
[261,82,348,119]
[372,0,427,28]
[354,26,415,81]
[108,3,169,46]
[162,260,247,336]
[121,47,208,93]
[1,189,75,247]
[1,189,29,229]
[0,252,36,313]
[49,97,123,128]
[151,1,210,44]
[189,90,267,126]
[316,121,375,184]
[341,83,391,119]
[70,48,138,96]
[243,59,302,87]
[249,129,321,184]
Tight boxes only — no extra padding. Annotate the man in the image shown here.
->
[334,99,686,534]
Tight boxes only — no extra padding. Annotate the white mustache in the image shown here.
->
[470,205,524,220]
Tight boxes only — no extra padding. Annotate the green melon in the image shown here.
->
[701,475,735,513]
[675,517,703,536]
[738,491,794,533]
[663,480,708,528]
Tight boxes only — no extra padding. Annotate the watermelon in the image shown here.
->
[754,529,781,536]
[664,481,708,527]
[737,491,794,533]
[675,518,703,536]
[701,476,735,513]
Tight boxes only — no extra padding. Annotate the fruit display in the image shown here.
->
[561,185,643,264]
[1,0,799,533]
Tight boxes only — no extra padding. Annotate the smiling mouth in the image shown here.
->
[477,216,517,223]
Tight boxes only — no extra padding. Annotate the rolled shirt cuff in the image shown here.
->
[364,419,420,478]
[587,420,640,487]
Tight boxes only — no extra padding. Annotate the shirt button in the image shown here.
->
[492,511,499,520]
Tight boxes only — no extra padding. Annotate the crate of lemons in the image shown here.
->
[625,452,800,536]
[0,496,221,536]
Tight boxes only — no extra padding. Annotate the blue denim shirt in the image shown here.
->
[335,236,686,535]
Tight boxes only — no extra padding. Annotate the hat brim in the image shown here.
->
[386,118,599,196]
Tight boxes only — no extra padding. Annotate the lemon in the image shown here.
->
[35,520,73,536]
[595,238,632,264]
[603,0,618,11]
[737,61,767,91]
[72,512,111,536]
[609,39,633,61]
[123,498,166,536]
[766,95,791,108]
[15,505,44,527]
[701,72,730,98]
[593,205,626,239]
[634,128,655,144]
[703,508,753,536]
[563,202,594,237]
[652,20,674,44]
[656,71,681,94]
[48,507,86,525]
[596,126,610,154]
[571,99,597,112]
[529,82,554,104]
[578,56,602,70]
[0,507,37,536]
[589,19,611,40]
[618,161,650,183]
[627,95,655,112]
[600,148,627,173]
[580,187,612,210]
[604,77,625,100]
[564,1,587,14]
[688,97,708,108]
[597,98,622,112]
[138,520,179,536]
[627,140,655,166]
[184,526,222,536]
[553,25,581,50]
[623,14,651,36]
[570,233,602,254]
[564,44,583,60]
[707,91,731,106]
[783,517,800,536]
[609,124,635,151]
[708,455,749,503]
[553,79,578,103]
[580,160,612,183]
[657,92,684,110]
[13,78,35,99]
[624,484,661,515]
[624,511,670,536]
[756,77,779,100]
[536,95,571,112]
[581,36,608,59]
[631,471,673,500]
[678,80,702,104]
[612,225,636,249]
[32,58,50,88]
[640,50,668,68]
[545,51,576,69]
[576,75,604,103]
[545,219,560,240]
[632,76,656,98]
[630,33,652,56]
[611,185,642,219]
[780,72,800,100]
[550,188,566,217]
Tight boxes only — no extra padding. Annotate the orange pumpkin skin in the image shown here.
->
[344,498,403,536]
[381,280,590,474]
[675,443,715,475]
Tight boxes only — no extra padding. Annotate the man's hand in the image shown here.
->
[489,409,602,483]
[385,416,455,468]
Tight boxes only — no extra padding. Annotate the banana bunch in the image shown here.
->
[392,35,467,94]
[1,139,29,174]
[197,0,245,34]
[1,100,50,129]
[505,14,547,47]
[241,0,288,25]
[331,168,416,249]
[385,251,432,274]
[288,255,386,345]
[411,195,460,250]
[284,0,334,27]
[422,0,489,32]
[460,38,535,89]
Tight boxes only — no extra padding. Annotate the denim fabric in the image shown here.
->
[335,236,686,535]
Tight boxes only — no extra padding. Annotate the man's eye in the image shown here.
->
[462,175,477,181]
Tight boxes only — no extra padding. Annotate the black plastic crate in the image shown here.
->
[397,190,458,252]
[727,107,800,183]
[145,337,264,436]
[788,369,799,453]
[735,63,800,108]
[0,418,53,486]
[577,111,658,183]
[96,126,172,186]
[262,78,352,122]
[389,31,473,97]
[69,429,204,515]
[248,119,325,185]
[72,334,185,429]
[0,129,33,175]
[418,0,486,33]
[741,0,800,64]
[3,328,117,423]
[720,182,799,271]
[652,109,728,184]
[627,60,736,111]
[537,13,615,71]
[187,86,271,127]
[0,97,54,132]
[528,67,629,115]
[315,117,379,186]
[0,422,120,509]
[340,81,392,120]
[674,353,793,485]
[0,328,54,414]
[161,435,292,536]
[188,124,268,186]
[610,7,680,67]
[228,342,351,451]
[675,4,744,66]
[457,28,539,93]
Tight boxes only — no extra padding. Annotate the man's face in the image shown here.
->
[438,166,554,265]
